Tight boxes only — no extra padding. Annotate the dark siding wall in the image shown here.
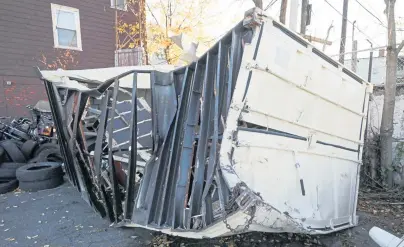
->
[0,0,117,116]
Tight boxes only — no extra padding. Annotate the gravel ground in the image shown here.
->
[0,178,396,247]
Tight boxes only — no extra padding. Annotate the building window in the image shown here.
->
[51,4,82,50]
[111,0,127,10]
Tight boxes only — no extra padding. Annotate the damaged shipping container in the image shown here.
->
[36,8,373,238]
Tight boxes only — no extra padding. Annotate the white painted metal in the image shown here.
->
[219,13,372,237]
[40,65,175,89]
[369,227,404,247]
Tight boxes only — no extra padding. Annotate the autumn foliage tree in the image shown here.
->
[39,49,79,70]
[117,0,211,65]
[116,0,147,50]
[145,0,213,64]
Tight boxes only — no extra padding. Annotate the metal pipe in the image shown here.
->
[367,39,373,82]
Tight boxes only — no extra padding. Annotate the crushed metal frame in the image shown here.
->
[36,8,373,238]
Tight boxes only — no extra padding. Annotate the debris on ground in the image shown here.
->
[369,226,404,247]
[0,100,64,194]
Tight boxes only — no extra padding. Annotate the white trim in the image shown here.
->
[51,3,82,51]
[110,0,127,11]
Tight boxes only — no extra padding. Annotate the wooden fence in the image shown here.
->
[115,48,144,66]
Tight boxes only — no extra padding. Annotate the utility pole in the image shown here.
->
[280,0,288,24]
[339,0,349,64]
[352,21,357,72]
[300,0,308,34]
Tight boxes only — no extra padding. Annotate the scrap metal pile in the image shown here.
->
[0,100,64,194]
[37,8,372,238]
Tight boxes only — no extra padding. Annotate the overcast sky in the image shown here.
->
[206,0,404,58]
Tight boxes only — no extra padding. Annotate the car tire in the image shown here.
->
[0,146,6,164]
[16,162,63,182]
[0,140,26,163]
[0,162,26,170]
[0,179,18,194]
[29,148,62,163]
[0,168,16,179]
[19,177,63,192]
[33,143,60,157]
[21,140,38,160]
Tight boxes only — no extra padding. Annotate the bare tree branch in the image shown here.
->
[178,1,194,29]
[397,39,404,53]
[159,0,168,16]
[146,3,161,27]
[265,0,279,11]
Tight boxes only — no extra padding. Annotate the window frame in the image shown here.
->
[110,0,127,11]
[51,3,82,51]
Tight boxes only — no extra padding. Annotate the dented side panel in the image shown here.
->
[39,9,372,239]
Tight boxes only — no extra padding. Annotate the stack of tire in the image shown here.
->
[0,139,64,194]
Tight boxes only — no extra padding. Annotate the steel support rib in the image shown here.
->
[189,53,212,222]
[108,79,123,223]
[201,41,222,226]
[94,92,110,183]
[124,73,138,220]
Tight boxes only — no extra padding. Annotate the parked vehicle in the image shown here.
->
[37,8,373,238]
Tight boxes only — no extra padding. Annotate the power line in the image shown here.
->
[329,45,388,57]
[323,0,380,46]
[265,0,279,11]
[354,0,387,28]
[353,2,403,32]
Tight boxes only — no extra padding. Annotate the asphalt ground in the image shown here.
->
[0,178,389,247]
